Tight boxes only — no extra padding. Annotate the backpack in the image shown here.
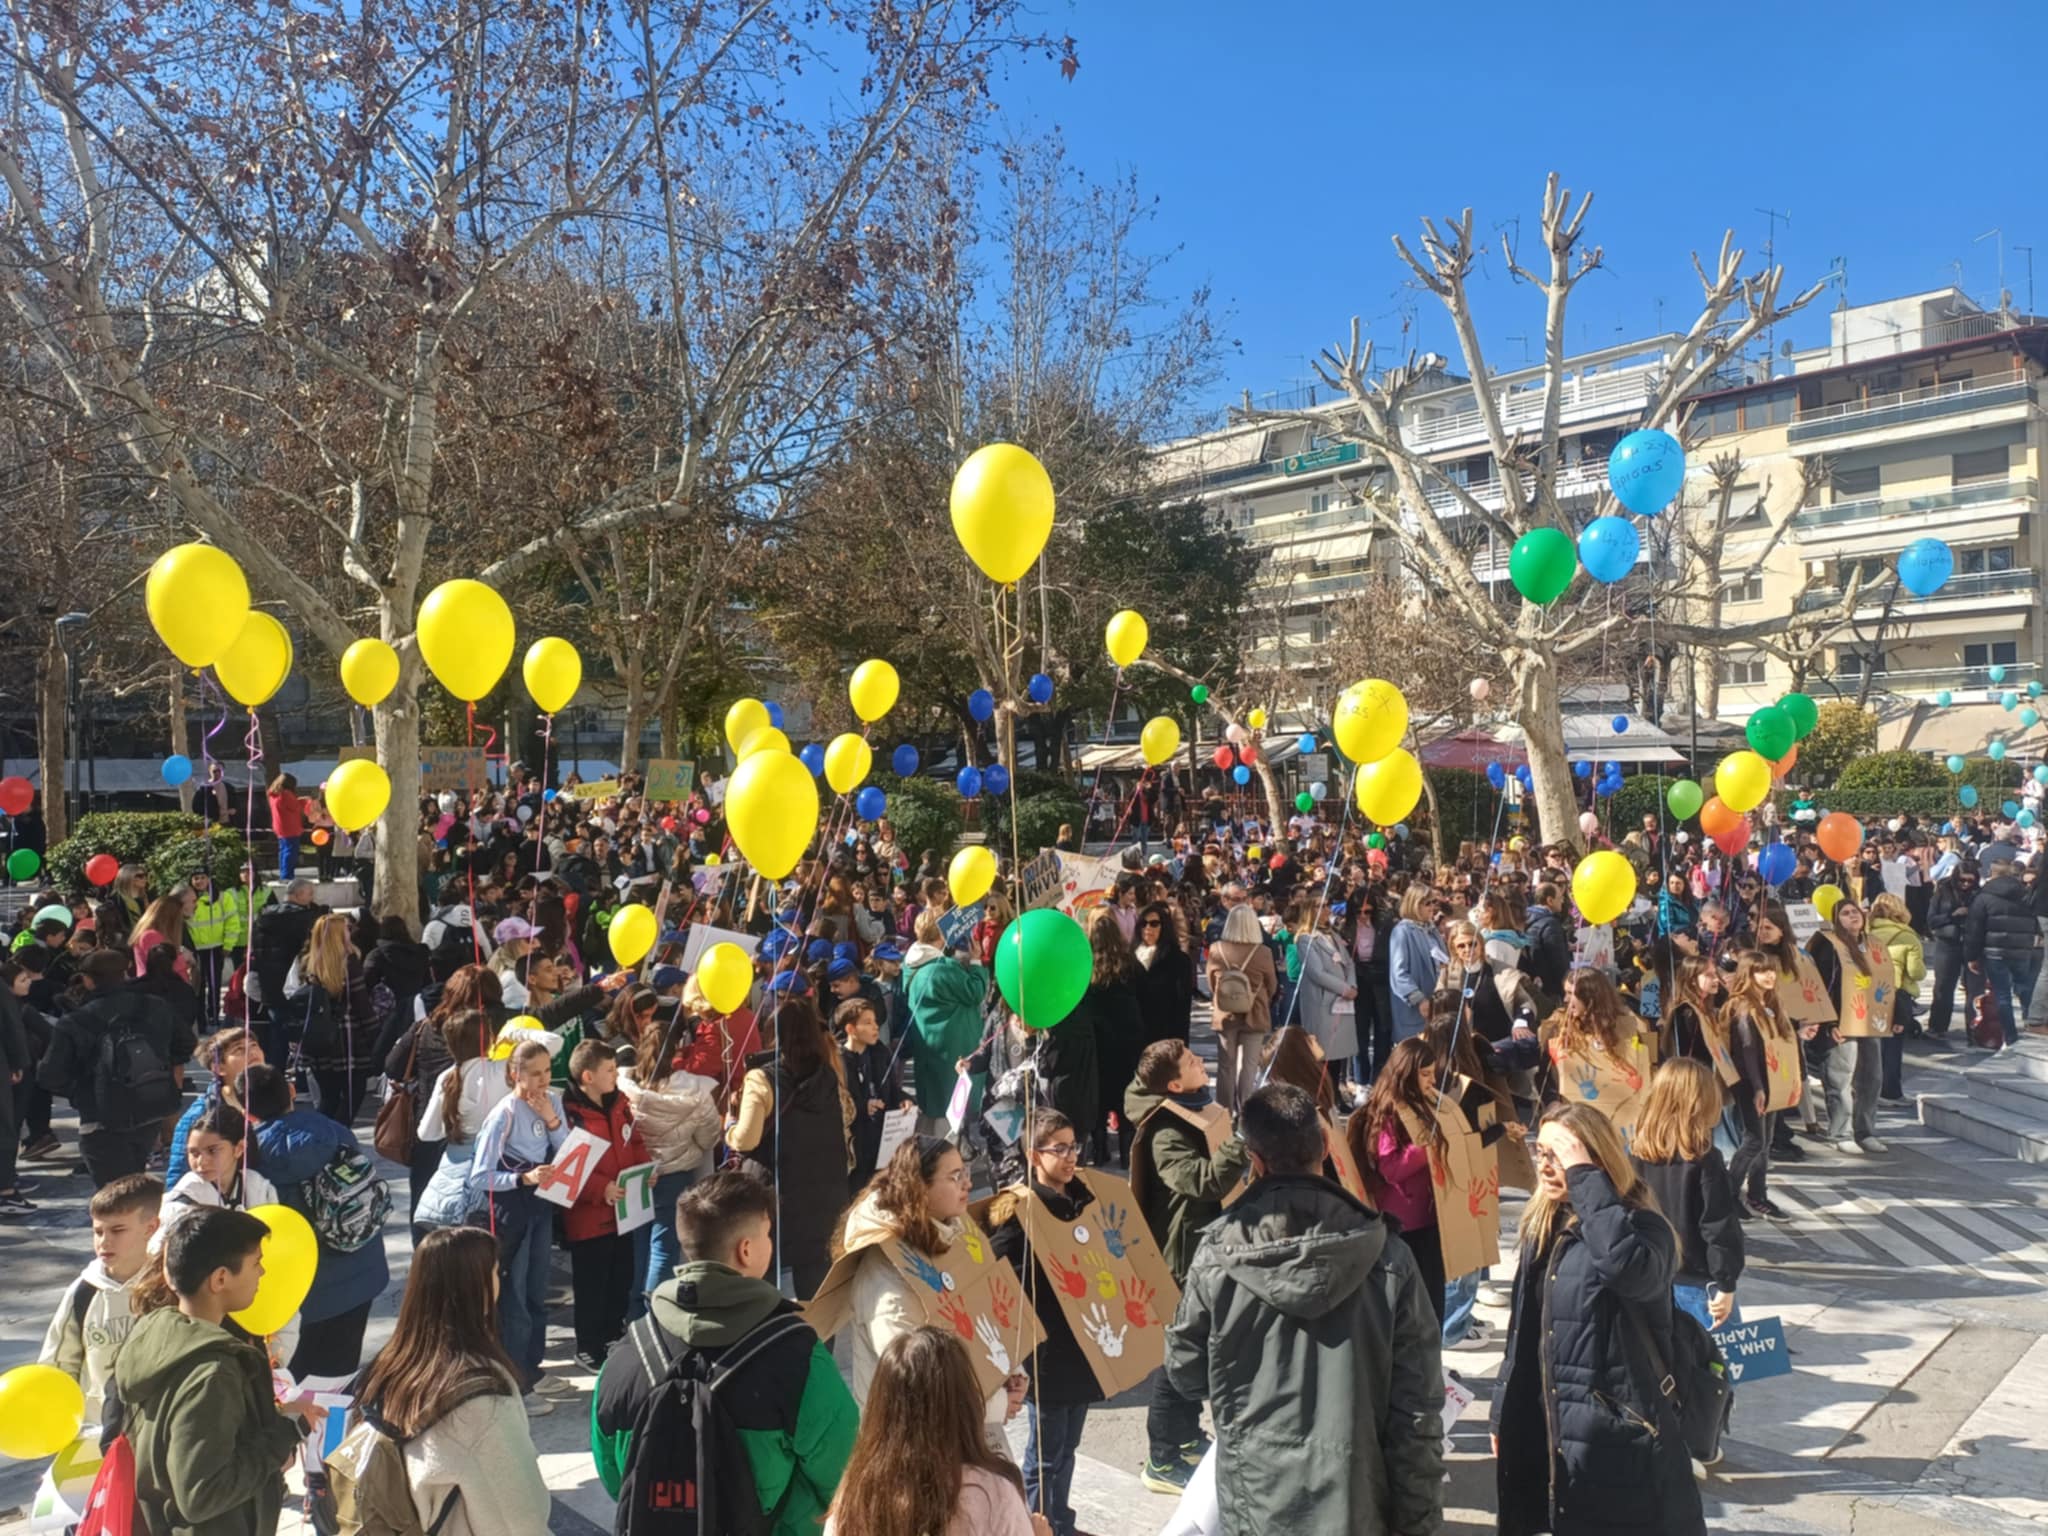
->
[296,986,342,1057]
[76,1434,136,1536]
[305,1147,394,1253]
[327,1385,498,1536]
[91,1010,180,1132]
[615,1308,815,1536]
[1626,1302,1734,1463]
[1212,961,1256,1019]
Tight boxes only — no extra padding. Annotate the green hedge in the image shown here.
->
[1835,751,1949,791]
[1814,788,1960,819]
[870,774,964,862]
[45,812,253,899]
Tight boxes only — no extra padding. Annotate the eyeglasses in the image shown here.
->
[935,1167,973,1187]
[1034,1141,1080,1160]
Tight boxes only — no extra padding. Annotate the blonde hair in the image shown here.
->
[134,892,187,950]
[1518,1102,1665,1254]
[1398,885,1437,924]
[1867,892,1912,927]
[913,910,944,947]
[1631,1059,1721,1163]
[305,913,352,995]
[1443,919,1482,955]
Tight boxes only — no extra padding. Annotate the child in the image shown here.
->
[1722,950,1800,1223]
[163,1102,280,1232]
[835,996,904,1192]
[1630,1057,1745,1332]
[114,1207,317,1536]
[1124,1037,1248,1494]
[592,1171,858,1536]
[469,1040,569,1404]
[39,1173,161,1423]
[561,1038,648,1370]
[166,1026,264,1185]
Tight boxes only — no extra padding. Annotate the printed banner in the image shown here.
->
[534,1127,610,1208]
[562,778,623,801]
[1711,1315,1793,1382]
[681,923,757,973]
[644,759,695,802]
[613,1161,659,1235]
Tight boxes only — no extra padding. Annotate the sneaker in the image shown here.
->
[22,1133,62,1159]
[574,1350,605,1374]
[1478,1279,1515,1305]
[1141,1458,1195,1495]
[1750,1197,1793,1222]
[0,1189,36,1213]
[1448,1321,1493,1349]
[1857,1137,1889,1154]
[1178,1434,1212,1467]
[524,1392,555,1417]
[1736,1199,1756,1222]
[532,1374,579,1398]
[1832,1140,1864,1156]
[1771,1141,1806,1162]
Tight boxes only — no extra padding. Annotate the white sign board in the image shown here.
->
[681,922,758,972]
[534,1127,610,1208]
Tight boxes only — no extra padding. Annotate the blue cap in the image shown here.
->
[767,970,809,994]
[778,906,799,923]
[827,957,858,980]
[872,943,904,963]
[804,938,833,962]
[756,930,791,960]
[658,929,687,946]
[650,965,687,990]
[832,941,860,964]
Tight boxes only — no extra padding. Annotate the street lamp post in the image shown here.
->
[53,613,87,827]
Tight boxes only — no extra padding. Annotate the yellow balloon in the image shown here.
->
[214,611,294,707]
[697,941,754,1015]
[1247,707,1268,731]
[416,579,514,702]
[727,749,820,879]
[522,637,582,715]
[232,1204,318,1338]
[0,1363,86,1459]
[950,442,1055,583]
[1353,747,1423,825]
[1140,716,1181,766]
[848,659,900,723]
[1716,750,1773,814]
[325,758,391,833]
[340,638,400,708]
[1105,609,1149,669]
[1812,882,1845,922]
[1572,850,1639,926]
[949,845,997,906]
[725,697,771,753]
[1333,678,1409,764]
[146,543,251,669]
[609,903,658,967]
[739,725,791,760]
[704,853,722,866]
[824,732,873,795]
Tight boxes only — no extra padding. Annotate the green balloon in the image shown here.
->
[1366,832,1386,849]
[5,847,39,881]
[1745,705,1796,762]
[1508,527,1577,605]
[1667,779,1704,820]
[1778,691,1819,740]
[993,908,1093,1030]
[1295,792,1315,813]
[1190,684,1210,704]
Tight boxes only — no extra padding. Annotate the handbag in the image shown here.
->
[1624,1300,1733,1464]
[1969,983,2004,1050]
[372,1024,423,1164]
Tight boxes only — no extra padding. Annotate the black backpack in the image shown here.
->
[1627,1302,1734,1463]
[614,1308,815,1536]
[296,985,342,1057]
[92,1009,179,1131]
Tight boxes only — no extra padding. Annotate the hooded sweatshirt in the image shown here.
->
[902,942,988,1117]
[356,1371,552,1536]
[114,1307,304,1536]
[590,1261,857,1536]
[39,1258,145,1425]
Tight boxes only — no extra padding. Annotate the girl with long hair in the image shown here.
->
[413,1010,507,1237]
[352,1227,553,1534]
[618,1002,720,1302]
[1752,901,1830,1153]
[1348,1036,1450,1322]
[727,994,854,1297]
[287,909,385,1124]
[1806,897,1894,1156]
[1722,949,1799,1222]
[1662,956,1729,1075]
[1492,1102,1701,1536]
[130,890,191,981]
[1630,1058,1744,1330]
[1541,967,1651,1122]
[1258,1023,1335,1116]
[823,1326,1046,1536]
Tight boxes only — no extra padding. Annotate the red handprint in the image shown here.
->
[989,1274,1018,1329]
[1046,1252,1087,1299]
[1122,1274,1157,1329]
[935,1290,973,1339]
[1467,1165,1500,1221]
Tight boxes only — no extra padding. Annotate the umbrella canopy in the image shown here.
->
[1418,729,1528,771]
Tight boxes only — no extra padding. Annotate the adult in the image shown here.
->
[1060,910,1135,1164]
[363,915,431,1060]
[1967,858,2042,1051]
[1806,898,1894,1155]
[1491,1103,1704,1536]
[903,911,990,1132]
[287,911,387,1125]
[249,880,323,1063]
[1131,900,1196,1048]
[1520,882,1572,1005]
[1925,863,1983,1043]
[727,995,852,1297]
[1167,1084,1444,1536]
[1387,885,1445,1044]
[1205,904,1277,1114]
[1293,898,1360,1098]
[1436,920,1541,1046]
[38,950,192,1185]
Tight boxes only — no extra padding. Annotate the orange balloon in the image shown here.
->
[1699,796,1742,838]
[1816,811,1863,864]
[1772,744,1798,778]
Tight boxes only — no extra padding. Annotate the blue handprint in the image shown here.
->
[1575,1064,1600,1101]
[904,1249,947,1294]
[1099,1202,1130,1260]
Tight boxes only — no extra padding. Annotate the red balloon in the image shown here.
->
[1816,811,1863,863]
[660,816,678,833]
[0,776,31,817]
[1698,796,1741,838]
[1211,745,1234,770]
[1713,817,1751,857]
[85,853,120,886]
[1240,745,1260,765]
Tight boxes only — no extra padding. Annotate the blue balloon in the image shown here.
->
[2025,709,2041,729]
[1297,733,1317,755]
[160,754,193,787]
[1989,664,2009,684]
[1758,842,1798,886]
[2003,691,2020,711]
[1595,776,1619,798]
[1027,672,1054,705]
[855,786,886,820]
[1486,762,1507,790]
[983,765,1010,797]
[765,701,785,729]
[955,766,984,797]
[1309,780,1328,801]
[1946,754,1966,774]
[2023,810,2039,830]
[1612,715,1629,734]
[1515,765,1535,788]
[1936,690,1954,707]
[1232,764,1251,784]
[891,743,920,777]
[1578,516,1642,583]
[2003,800,2021,819]
[967,689,995,722]
[1897,537,1953,598]
[1990,740,2009,761]
[799,742,826,777]
[1607,429,1686,516]
[1961,784,1980,807]
[1574,761,1592,779]
[1393,822,1410,840]
[2035,765,2048,786]
[543,787,558,802]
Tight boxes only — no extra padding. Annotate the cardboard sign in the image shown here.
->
[1712,1315,1793,1382]
[420,747,488,796]
[534,1127,609,1208]
[1016,849,1063,911]
[1762,1028,1804,1113]
[804,1218,1045,1402]
[1400,1074,1504,1280]
[1324,1110,1368,1202]
[874,1106,918,1171]
[1012,1168,1182,1399]
[680,922,757,973]
[643,758,696,803]
[613,1161,659,1235]
[1545,1027,1653,1149]
[1831,937,1898,1039]
[938,900,984,953]
[945,1070,974,1136]
[1056,850,1128,918]
[1779,952,1836,1025]
[1783,903,1822,945]
[1129,1097,1246,1213]
[563,778,623,802]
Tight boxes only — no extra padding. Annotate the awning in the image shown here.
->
[1419,730,1527,770]
[1074,742,1150,771]
[1148,427,1268,487]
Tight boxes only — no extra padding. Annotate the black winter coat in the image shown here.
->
[249,901,322,1007]
[39,988,195,1130]
[1133,946,1195,1047]
[1521,905,1573,1001]
[1035,983,1107,1135]
[1491,1165,1704,1536]
[1965,875,2042,965]
[1927,879,1976,947]
[732,1053,848,1285]
[987,1177,1105,1408]
[1630,1151,1743,1291]
[1070,978,1142,1131]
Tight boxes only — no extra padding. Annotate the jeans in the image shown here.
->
[407,1135,447,1243]
[1823,1037,1880,1144]
[1927,940,1980,1036]
[638,1169,695,1309]
[1215,1022,1262,1115]
[312,1068,373,1128]
[493,1188,554,1388]
[1984,954,2042,1047]
[287,1299,372,1380]
[1023,1400,1090,1536]
[1672,1284,1740,1333]
[1442,1269,1482,1346]
[1728,1096,1773,1201]
[1146,1366,1204,1463]
[278,837,298,880]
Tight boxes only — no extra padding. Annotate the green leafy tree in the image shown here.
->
[1798,703,1880,787]
[1834,751,1948,792]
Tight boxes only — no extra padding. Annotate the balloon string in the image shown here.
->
[201,670,230,830]
[1073,669,1125,850]
[465,702,482,968]
[240,706,263,1185]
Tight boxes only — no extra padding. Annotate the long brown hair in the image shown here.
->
[355,1227,518,1436]
[1822,901,1871,975]
[1259,1025,1334,1116]
[1751,903,1802,974]
[435,1009,493,1142]
[134,892,187,951]
[427,965,504,1030]
[1724,949,1793,1040]
[833,1135,956,1259]
[1087,906,1139,986]
[1631,1058,1720,1163]
[1351,1036,1444,1172]
[1553,967,1632,1058]
[826,1327,1026,1536]
[1518,1101,1665,1255]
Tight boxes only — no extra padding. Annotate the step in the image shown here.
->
[1961,1070,2048,1122]
[2004,1037,2048,1084]
[1919,1091,2048,1164]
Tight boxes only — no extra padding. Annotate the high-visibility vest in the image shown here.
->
[222,885,268,948]
[188,894,231,950]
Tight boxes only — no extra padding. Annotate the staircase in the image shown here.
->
[1918,1037,2048,1164]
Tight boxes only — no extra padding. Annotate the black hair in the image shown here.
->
[190,1100,248,1146]
[241,1063,292,1120]
[163,1206,270,1296]
[1240,1083,1324,1175]
[675,1170,776,1262]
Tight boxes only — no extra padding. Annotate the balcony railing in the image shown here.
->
[1799,565,2039,611]
[1420,459,1610,515]
[1249,500,1373,541]
[1408,366,1662,451]
[1826,661,2039,695]
[1786,375,2033,445]
[1794,475,2038,529]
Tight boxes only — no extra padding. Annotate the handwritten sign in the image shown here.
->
[562,778,623,802]
[644,759,695,802]
[1016,849,1063,910]
[945,1070,974,1137]
[419,747,489,796]
[613,1161,659,1235]
[874,1106,918,1171]
[534,1127,609,1208]
[1783,902,1822,946]
[1711,1315,1792,1382]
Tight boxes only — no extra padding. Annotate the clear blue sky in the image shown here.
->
[1001,0,2048,423]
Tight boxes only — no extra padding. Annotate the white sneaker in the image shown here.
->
[1858,1137,1889,1153]
[1833,1140,1865,1156]
[532,1374,578,1398]
[524,1392,555,1417]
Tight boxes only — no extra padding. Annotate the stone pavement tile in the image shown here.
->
[1920,1333,2048,1524]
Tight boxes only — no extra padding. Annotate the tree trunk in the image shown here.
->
[1512,646,1581,849]
[169,667,195,815]
[1251,758,1288,839]
[38,636,68,847]
[372,687,423,927]
[618,654,647,775]
[659,705,680,761]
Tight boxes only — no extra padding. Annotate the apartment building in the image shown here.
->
[1688,289,2047,752]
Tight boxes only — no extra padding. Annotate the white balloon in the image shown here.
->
[1309,781,1328,802]
[1673,830,1690,844]
[1579,811,1599,837]
[437,791,459,815]
[1225,723,1248,745]
[516,804,534,822]
[1469,678,1491,702]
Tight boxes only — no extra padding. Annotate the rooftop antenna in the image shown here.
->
[2016,245,2036,318]
[1506,334,1532,365]
[1756,206,1791,374]
[1976,228,2005,313]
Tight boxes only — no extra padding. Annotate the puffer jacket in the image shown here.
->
[1165,1176,1444,1536]
[1927,880,1974,947]
[254,1107,391,1322]
[1965,875,2042,965]
[1490,1164,1703,1536]
[1868,915,1927,991]
[617,1067,721,1177]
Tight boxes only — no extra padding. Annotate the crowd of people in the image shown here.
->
[4,761,2045,1536]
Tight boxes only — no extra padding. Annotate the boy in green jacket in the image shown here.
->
[114,1207,318,1536]
[592,1172,857,1535]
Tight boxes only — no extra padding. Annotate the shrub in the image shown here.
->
[1815,788,1961,820]
[1799,702,1880,786]
[871,774,964,863]
[986,788,1085,858]
[44,812,253,900]
[1835,751,1948,792]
